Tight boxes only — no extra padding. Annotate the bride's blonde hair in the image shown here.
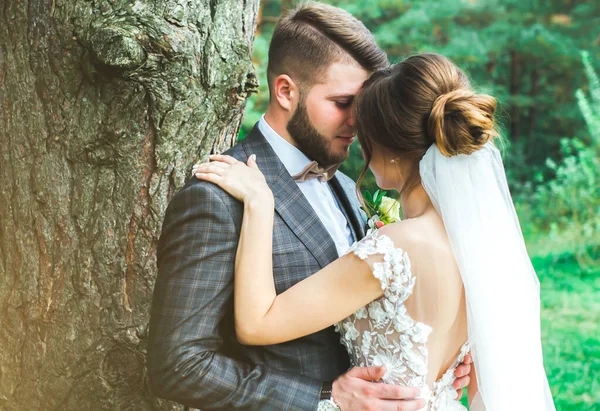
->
[354,53,499,196]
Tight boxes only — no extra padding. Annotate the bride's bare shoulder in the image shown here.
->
[377,218,433,248]
[376,216,453,259]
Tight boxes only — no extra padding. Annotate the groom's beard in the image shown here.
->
[287,100,347,167]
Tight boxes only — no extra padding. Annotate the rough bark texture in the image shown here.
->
[0,1,259,409]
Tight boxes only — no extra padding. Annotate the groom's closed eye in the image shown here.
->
[335,100,352,108]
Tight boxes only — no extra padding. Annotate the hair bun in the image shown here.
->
[428,89,498,157]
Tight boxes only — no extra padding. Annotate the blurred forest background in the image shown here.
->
[240,1,600,409]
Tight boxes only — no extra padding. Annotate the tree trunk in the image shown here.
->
[0,1,259,410]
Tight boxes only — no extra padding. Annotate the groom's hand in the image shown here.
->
[332,366,425,411]
[452,352,472,400]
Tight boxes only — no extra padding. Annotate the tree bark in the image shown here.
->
[0,1,259,410]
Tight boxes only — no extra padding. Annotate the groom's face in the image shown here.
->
[287,62,369,166]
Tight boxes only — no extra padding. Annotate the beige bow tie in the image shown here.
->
[291,161,340,182]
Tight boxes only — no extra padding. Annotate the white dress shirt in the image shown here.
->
[258,116,353,256]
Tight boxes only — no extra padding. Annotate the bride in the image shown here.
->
[193,53,555,410]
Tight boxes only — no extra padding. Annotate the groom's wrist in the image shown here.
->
[318,381,341,410]
[320,381,333,401]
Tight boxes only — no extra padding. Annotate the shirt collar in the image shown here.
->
[258,115,313,177]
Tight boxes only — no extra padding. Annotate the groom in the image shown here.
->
[148,2,471,410]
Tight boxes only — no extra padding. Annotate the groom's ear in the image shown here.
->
[272,74,300,112]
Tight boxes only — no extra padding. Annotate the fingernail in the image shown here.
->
[251,154,256,160]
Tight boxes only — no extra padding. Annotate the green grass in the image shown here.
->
[535,253,600,410]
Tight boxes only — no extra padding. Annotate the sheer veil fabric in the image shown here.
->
[419,143,555,411]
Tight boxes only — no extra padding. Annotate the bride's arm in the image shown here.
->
[194,155,384,345]
[235,199,382,344]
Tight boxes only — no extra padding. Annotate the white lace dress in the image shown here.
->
[335,231,470,410]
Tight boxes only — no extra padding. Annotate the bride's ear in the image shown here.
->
[272,74,300,112]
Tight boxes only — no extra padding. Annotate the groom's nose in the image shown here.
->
[346,113,355,128]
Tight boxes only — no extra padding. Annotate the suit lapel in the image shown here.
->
[241,126,339,268]
[270,177,339,268]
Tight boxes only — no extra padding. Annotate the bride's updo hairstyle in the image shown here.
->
[354,53,499,196]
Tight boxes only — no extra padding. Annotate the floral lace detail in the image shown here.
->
[335,231,469,410]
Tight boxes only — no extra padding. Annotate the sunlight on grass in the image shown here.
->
[536,255,600,410]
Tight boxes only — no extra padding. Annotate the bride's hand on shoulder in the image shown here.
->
[193,154,273,206]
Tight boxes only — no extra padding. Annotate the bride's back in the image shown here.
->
[383,211,468,385]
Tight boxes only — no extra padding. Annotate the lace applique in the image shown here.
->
[336,231,469,410]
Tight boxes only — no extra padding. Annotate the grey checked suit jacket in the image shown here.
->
[148,125,367,410]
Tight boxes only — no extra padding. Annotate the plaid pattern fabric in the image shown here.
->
[147,125,366,410]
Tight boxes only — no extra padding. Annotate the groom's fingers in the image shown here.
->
[373,399,426,411]
[376,383,421,400]
[348,365,386,381]
[454,363,469,378]
[452,373,470,391]
[334,368,425,411]
[463,352,473,364]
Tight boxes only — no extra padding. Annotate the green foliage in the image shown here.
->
[520,51,600,271]
[362,189,387,216]
[534,253,600,410]
[532,139,599,269]
[576,51,600,142]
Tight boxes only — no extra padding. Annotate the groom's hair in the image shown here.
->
[267,2,388,94]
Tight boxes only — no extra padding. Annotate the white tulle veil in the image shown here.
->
[419,142,555,411]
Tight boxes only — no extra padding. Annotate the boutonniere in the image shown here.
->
[362,189,401,235]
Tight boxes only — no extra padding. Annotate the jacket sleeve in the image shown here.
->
[147,181,321,410]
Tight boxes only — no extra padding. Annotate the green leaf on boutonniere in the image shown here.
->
[373,189,386,209]
[364,190,373,205]
[363,189,388,217]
